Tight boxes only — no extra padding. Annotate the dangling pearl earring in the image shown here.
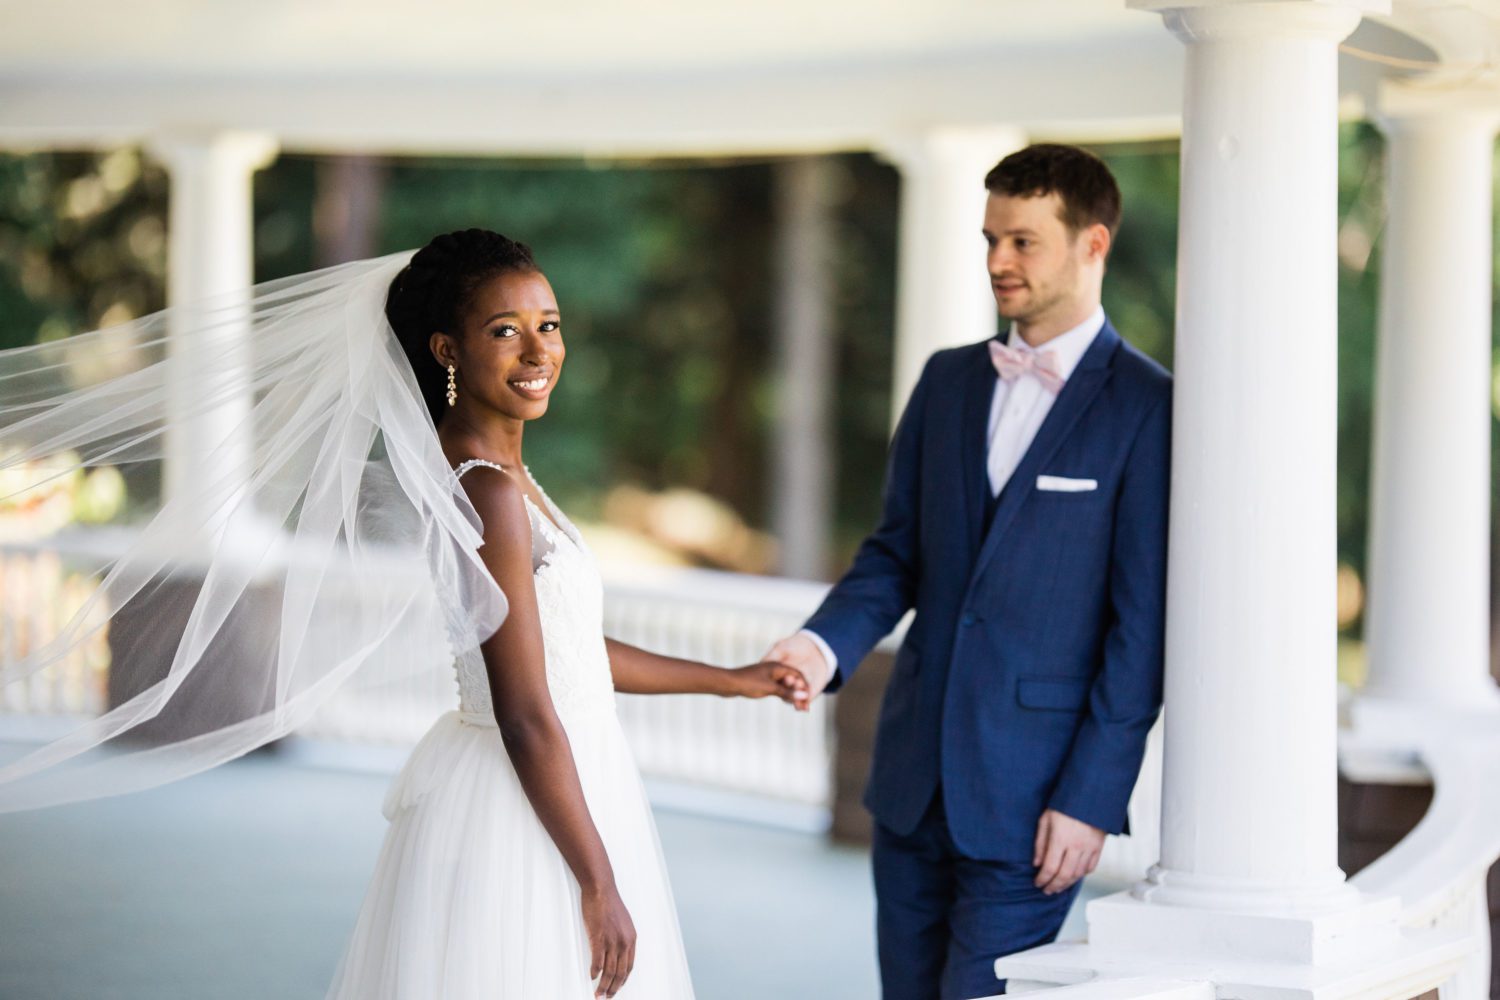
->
[446,365,457,407]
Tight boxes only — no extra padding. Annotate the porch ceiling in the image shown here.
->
[0,0,1159,79]
[0,0,1487,155]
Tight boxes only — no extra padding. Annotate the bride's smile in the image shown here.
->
[507,369,554,399]
[433,266,567,425]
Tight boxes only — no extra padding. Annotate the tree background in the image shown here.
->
[3,131,1499,652]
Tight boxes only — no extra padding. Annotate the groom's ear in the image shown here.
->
[1082,222,1112,263]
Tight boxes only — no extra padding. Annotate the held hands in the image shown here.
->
[1033,808,1106,895]
[581,882,636,998]
[723,662,811,710]
[760,633,834,705]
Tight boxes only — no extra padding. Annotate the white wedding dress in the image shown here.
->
[328,460,696,999]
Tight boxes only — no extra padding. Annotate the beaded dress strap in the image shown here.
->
[453,459,570,547]
[454,458,509,479]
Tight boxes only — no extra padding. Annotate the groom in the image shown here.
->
[768,144,1170,999]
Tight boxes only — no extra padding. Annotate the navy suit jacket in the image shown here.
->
[805,320,1171,861]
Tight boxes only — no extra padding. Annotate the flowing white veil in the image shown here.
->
[0,251,507,811]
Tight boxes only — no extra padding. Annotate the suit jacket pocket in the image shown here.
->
[1016,676,1091,712]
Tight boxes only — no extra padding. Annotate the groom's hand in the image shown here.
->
[1033,808,1105,895]
[762,633,833,709]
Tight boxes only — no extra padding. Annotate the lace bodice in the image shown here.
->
[452,460,616,723]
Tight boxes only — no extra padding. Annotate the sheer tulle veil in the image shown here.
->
[0,251,508,811]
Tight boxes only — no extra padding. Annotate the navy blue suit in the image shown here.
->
[805,321,1170,998]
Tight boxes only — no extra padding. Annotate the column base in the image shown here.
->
[1090,887,1396,964]
[997,927,1465,1000]
[997,891,1467,1000]
[1129,864,1363,921]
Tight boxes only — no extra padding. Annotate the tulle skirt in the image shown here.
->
[327,707,695,999]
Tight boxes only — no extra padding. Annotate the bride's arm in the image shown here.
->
[605,638,808,706]
[465,466,635,998]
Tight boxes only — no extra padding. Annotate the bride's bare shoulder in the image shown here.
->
[457,463,531,545]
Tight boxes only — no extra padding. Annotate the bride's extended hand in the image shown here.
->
[582,883,636,998]
[723,662,811,710]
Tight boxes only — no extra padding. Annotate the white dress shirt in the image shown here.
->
[800,306,1107,682]
[986,305,1105,497]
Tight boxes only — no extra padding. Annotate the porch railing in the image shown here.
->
[1343,702,1500,1000]
[296,564,842,814]
[0,533,1164,880]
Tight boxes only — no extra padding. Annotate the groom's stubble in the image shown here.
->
[983,191,1108,347]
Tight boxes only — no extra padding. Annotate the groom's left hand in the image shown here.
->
[1033,809,1105,895]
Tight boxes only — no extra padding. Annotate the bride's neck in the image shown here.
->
[440,407,525,469]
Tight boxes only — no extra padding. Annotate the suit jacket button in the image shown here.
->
[961,613,976,627]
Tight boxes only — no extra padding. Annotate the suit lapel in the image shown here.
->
[960,346,998,559]
[969,323,1122,584]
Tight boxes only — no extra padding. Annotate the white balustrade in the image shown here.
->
[0,545,110,717]
[1343,707,1500,1000]
[0,535,850,814]
[297,565,844,811]
[0,531,1168,866]
[602,566,835,807]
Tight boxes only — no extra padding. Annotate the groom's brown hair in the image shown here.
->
[984,144,1122,239]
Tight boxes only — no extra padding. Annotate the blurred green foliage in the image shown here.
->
[1334,122,1388,583]
[252,153,900,559]
[0,149,170,517]
[1095,141,1179,371]
[4,134,1498,631]
[0,149,167,352]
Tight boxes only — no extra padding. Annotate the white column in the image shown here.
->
[1362,87,1500,712]
[994,5,1497,994]
[878,127,1026,423]
[1138,0,1370,916]
[771,157,836,581]
[1031,1,1413,974]
[149,132,278,515]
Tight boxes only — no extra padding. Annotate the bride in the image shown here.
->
[327,229,809,999]
[0,228,808,999]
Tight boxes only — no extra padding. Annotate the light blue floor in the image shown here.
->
[0,741,1094,999]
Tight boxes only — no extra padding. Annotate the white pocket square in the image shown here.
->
[1036,475,1098,493]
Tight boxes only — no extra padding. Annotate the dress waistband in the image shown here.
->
[456,710,498,728]
[454,698,615,730]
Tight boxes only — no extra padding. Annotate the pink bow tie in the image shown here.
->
[989,340,1064,395]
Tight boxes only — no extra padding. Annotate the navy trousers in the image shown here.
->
[873,792,1082,1000]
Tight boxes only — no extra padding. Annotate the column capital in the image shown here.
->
[1376,78,1500,134]
[873,125,1027,178]
[147,129,279,175]
[1129,0,1382,45]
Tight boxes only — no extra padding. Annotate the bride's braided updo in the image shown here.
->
[386,229,540,423]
